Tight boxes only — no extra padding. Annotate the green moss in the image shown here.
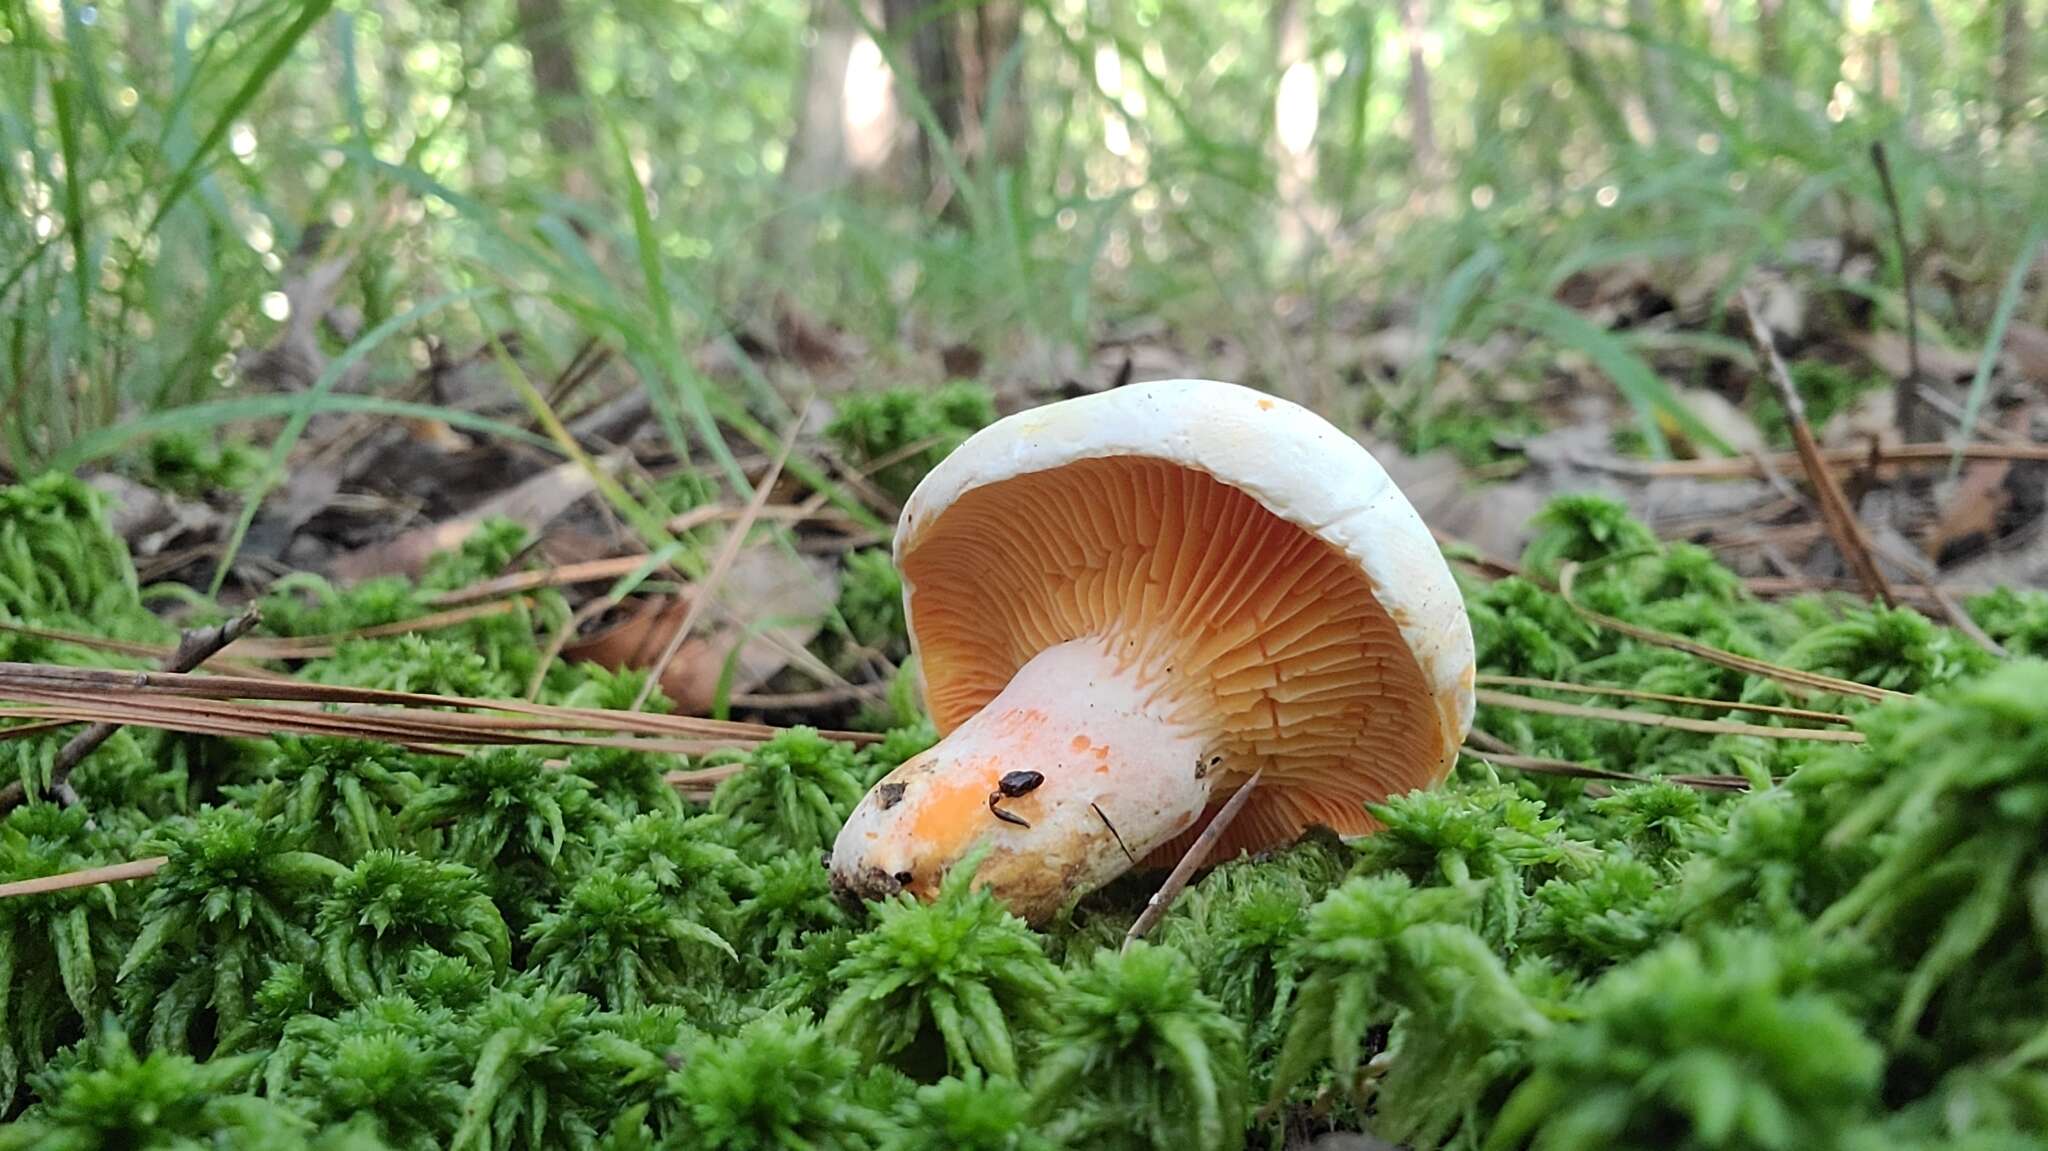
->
[709,727,866,859]
[1489,931,1883,1151]
[825,383,996,500]
[1032,942,1247,1151]
[665,1011,888,1151]
[2,477,2044,1149]
[317,851,510,1003]
[137,430,264,497]
[825,855,1060,1079]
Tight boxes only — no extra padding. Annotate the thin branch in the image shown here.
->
[1556,565,1910,704]
[430,554,668,608]
[0,856,168,900]
[1475,675,1854,724]
[1125,769,1264,949]
[227,599,527,660]
[1461,745,1754,792]
[1476,689,1864,742]
[1740,286,1897,606]
[0,662,880,745]
[1575,441,2048,479]
[0,609,262,814]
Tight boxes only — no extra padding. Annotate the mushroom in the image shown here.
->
[829,379,1475,923]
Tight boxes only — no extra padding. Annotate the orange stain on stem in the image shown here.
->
[905,761,1003,873]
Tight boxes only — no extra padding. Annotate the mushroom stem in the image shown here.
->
[830,636,1222,923]
[1123,768,1264,950]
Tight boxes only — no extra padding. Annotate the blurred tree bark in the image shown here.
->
[1543,0,1631,147]
[775,0,862,259]
[1756,0,1785,82]
[515,0,594,199]
[880,0,1025,219]
[1400,0,1438,189]
[1997,0,2030,138]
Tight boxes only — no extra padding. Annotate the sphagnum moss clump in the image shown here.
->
[825,854,1060,1079]
[8,479,2048,1149]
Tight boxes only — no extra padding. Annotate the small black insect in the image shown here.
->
[998,770,1044,797]
[988,770,1045,828]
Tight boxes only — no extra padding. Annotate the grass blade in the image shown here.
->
[1950,221,2045,480]
[1515,297,1732,458]
[143,0,336,236]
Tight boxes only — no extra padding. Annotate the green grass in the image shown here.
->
[6,0,2043,494]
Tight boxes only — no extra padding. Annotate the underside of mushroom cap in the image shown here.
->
[895,379,1475,859]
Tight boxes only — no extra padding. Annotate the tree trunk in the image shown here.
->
[769,0,858,267]
[880,0,1025,219]
[1997,0,2030,139]
[515,0,593,199]
[784,1,859,200]
[881,0,965,213]
[972,1,1027,175]
[1400,0,1438,189]
[1756,0,1785,85]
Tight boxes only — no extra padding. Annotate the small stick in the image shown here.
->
[0,608,262,814]
[1124,769,1264,950]
[1463,746,1757,792]
[1093,802,1136,865]
[0,856,167,900]
[1740,287,1898,607]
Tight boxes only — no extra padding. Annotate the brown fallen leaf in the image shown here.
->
[2006,320,2048,387]
[327,454,621,584]
[560,546,838,713]
[1923,403,2032,561]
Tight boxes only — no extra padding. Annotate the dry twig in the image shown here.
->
[1475,674,1853,724]
[1740,286,1897,606]
[0,609,262,813]
[1124,769,1265,949]
[0,856,169,900]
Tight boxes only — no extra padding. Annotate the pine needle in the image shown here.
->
[1475,690,1864,742]
[0,856,168,900]
[631,411,805,712]
[1557,565,1910,704]
[1475,675,1855,724]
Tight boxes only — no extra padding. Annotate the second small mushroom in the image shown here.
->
[830,379,1475,924]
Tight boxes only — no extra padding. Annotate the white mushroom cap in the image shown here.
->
[892,378,1475,860]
